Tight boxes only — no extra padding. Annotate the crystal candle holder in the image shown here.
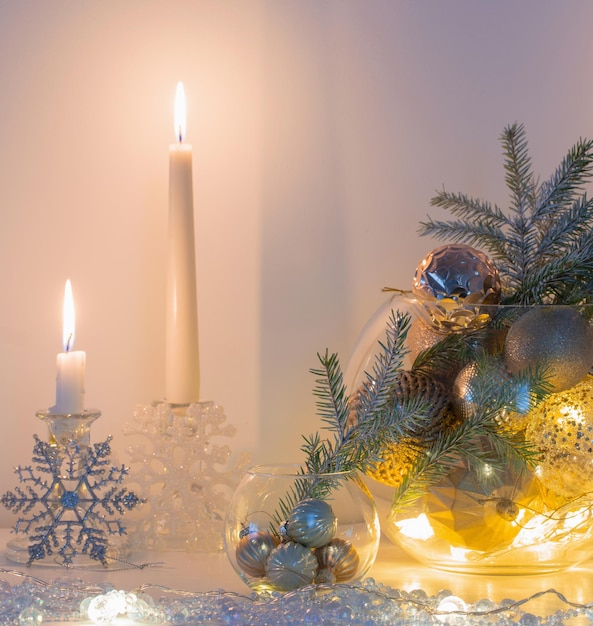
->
[1,408,143,567]
[122,400,250,552]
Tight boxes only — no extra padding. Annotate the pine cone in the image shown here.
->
[390,370,453,439]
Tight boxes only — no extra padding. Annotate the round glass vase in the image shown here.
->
[347,294,593,574]
[224,464,380,593]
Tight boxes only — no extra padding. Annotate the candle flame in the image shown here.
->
[63,279,75,352]
[174,81,187,143]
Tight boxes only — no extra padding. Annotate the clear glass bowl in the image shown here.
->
[347,295,593,574]
[224,464,380,592]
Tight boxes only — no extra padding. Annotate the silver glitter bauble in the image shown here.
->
[525,376,593,498]
[314,538,360,584]
[265,541,318,591]
[284,499,337,548]
[407,317,444,361]
[452,358,532,429]
[504,307,593,393]
[412,244,501,331]
[235,530,277,578]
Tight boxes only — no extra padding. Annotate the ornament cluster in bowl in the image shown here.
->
[343,123,593,574]
[225,465,380,592]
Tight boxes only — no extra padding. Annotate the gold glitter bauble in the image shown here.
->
[366,439,422,488]
[504,307,593,393]
[525,376,593,498]
[412,244,501,331]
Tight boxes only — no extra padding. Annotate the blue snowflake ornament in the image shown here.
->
[1,434,144,566]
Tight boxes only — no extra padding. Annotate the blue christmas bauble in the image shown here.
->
[284,498,337,548]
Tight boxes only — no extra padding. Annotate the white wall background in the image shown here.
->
[0,0,592,526]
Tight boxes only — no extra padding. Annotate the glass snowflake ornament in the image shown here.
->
[122,400,250,552]
[1,409,144,566]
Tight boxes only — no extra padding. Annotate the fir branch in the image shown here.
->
[273,312,414,527]
[303,311,412,479]
[420,123,593,304]
[411,329,481,377]
[507,245,593,304]
[391,354,548,512]
[537,195,593,260]
[418,216,510,262]
[310,350,350,447]
[502,122,536,220]
[535,137,593,219]
[430,191,508,231]
[355,311,412,429]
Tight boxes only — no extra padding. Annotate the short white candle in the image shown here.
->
[54,279,86,414]
[166,82,200,404]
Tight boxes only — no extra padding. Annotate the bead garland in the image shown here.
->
[2,568,592,625]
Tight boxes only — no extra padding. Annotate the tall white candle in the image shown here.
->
[166,81,200,404]
[54,279,86,414]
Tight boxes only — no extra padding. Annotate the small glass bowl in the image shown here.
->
[224,464,380,593]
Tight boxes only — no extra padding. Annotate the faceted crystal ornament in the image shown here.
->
[412,244,501,331]
[423,453,543,552]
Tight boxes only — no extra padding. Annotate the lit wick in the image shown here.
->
[174,82,187,145]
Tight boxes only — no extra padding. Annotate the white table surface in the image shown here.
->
[2,528,593,624]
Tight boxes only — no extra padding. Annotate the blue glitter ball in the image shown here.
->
[60,491,80,509]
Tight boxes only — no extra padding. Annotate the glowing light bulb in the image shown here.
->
[85,590,139,625]
[436,595,468,622]
[395,513,435,540]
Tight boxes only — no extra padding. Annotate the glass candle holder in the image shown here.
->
[122,400,250,552]
[2,409,142,567]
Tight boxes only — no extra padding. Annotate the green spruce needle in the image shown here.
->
[290,123,592,520]
[420,122,593,305]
